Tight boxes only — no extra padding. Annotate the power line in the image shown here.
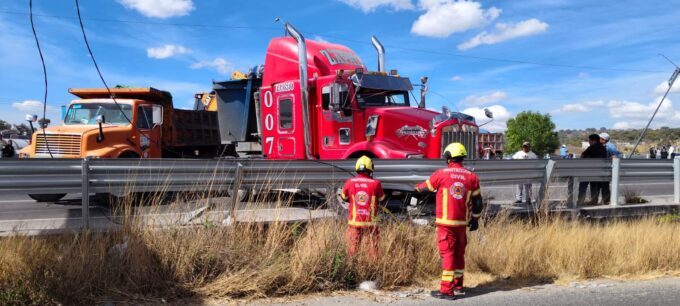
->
[1,9,663,74]
[73,0,184,157]
[29,0,53,158]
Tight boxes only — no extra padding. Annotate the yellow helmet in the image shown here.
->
[355,155,374,172]
[443,142,467,159]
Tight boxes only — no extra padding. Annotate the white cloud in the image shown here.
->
[458,18,548,50]
[463,104,511,132]
[461,90,507,106]
[117,0,194,18]
[607,97,680,129]
[146,44,190,59]
[551,100,605,113]
[411,0,500,38]
[339,0,415,13]
[190,58,232,74]
[653,80,680,95]
[450,75,462,81]
[12,100,55,113]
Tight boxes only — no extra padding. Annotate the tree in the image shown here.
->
[505,111,560,156]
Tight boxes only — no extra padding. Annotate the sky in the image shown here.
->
[1,0,680,132]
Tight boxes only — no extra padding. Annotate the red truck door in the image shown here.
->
[317,83,354,159]
[261,81,306,159]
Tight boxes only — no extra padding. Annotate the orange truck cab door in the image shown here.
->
[136,104,162,158]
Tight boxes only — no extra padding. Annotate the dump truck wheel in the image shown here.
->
[29,193,66,202]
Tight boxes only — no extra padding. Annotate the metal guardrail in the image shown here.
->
[1,158,678,229]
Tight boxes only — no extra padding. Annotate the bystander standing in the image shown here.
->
[513,141,538,204]
[578,134,607,205]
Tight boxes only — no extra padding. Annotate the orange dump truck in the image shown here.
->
[20,87,222,201]
[21,87,221,160]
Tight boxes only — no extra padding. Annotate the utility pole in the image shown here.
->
[630,58,680,158]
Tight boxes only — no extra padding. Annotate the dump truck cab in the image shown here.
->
[21,87,221,159]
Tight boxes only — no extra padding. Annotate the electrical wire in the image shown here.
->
[74,0,185,157]
[29,0,53,158]
[0,9,663,74]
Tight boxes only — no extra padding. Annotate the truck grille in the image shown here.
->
[441,125,478,160]
[35,134,81,156]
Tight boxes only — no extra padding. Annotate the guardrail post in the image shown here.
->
[674,158,680,204]
[81,157,90,229]
[229,162,244,219]
[537,159,555,206]
[611,158,620,206]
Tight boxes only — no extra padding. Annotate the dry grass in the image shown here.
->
[2,183,680,305]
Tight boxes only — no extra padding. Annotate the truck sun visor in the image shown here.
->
[351,74,413,91]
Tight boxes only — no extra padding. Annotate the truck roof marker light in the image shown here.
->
[390,69,398,76]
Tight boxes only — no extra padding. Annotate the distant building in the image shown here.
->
[479,132,504,158]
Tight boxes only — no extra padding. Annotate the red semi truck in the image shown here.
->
[212,23,483,161]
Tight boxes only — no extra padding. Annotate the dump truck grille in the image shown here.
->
[35,134,81,157]
[441,125,478,160]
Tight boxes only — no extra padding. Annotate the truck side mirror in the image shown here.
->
[96,115,105,142]
[152,105,163,125]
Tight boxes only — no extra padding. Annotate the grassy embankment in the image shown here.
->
[2,198,680,305]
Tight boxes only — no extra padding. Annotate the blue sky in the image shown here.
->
[1,0,680,132]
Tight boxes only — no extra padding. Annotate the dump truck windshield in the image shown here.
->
[356,89,410,107]
[64,103,133,125]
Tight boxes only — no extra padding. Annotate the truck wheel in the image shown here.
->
[29,193,66,202]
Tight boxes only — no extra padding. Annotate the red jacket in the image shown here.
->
[416,163,481,227]
[341,173,385,227]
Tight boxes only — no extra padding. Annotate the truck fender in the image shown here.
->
[341,141,413,159]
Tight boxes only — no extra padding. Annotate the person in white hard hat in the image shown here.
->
[596,132,621,204]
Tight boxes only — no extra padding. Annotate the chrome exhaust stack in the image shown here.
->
[284,22,314,159]
[371,35,385,72]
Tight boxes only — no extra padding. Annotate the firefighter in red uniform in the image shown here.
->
[341,155,385,258]
[416,143,484,300]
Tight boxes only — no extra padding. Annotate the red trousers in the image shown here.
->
[437,225,467,295]
[347,226,379,259]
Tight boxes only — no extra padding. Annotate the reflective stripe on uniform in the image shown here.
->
[341,191,348,200]
[351,195,357,224]
[454,269,464,277]
[379,193,386,201]
[370,196,376,220]
[435,218,468,226]
[442,270,455,282]
[472,188,481,196]
[426,179,434,191]
[472,212,482,218]
[442,188,448,221]
[348,220,376,227]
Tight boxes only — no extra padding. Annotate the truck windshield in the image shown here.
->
[64,103,133,125]
[356,89,410,107]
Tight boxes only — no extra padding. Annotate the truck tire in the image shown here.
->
[29,193,66,202]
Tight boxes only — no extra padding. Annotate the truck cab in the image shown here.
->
[20,87,220,159]
[212,24,480,160]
